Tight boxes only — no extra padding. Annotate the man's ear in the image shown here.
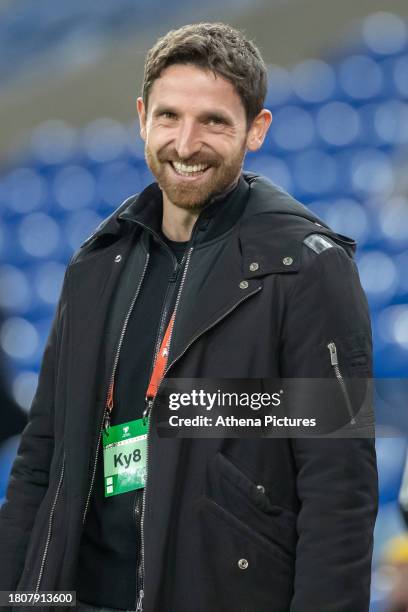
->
[246,109,273,152]
[136,97,147,141]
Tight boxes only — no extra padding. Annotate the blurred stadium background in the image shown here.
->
[0,1,407,609]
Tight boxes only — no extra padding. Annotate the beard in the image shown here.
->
[145,141,246,212]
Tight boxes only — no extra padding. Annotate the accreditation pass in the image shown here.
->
[102,417,148,496]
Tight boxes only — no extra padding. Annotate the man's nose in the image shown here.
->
[174,120,201,160]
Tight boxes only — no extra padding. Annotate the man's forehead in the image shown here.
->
[148,64,244,114]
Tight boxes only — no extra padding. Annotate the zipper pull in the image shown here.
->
[104,382,114,433]
[136,589,144,612]
[327,341,356,425]
[327,342,338,366]
[143,398,153,425]
[103,410,111,434]
[170,254,185,282]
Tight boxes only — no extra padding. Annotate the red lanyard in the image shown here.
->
[146,312,175,401]
[105,311,175,422]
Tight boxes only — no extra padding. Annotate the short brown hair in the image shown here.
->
[142,22,268,125]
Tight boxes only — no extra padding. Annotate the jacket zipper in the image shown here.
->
[136,276,262,612]
[82,251,150,525]
[327,341,356,425]
[136,244,194,612]
[134,247,186,601]
[35,452,66,593]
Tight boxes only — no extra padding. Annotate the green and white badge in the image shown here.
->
[102,417,149,497]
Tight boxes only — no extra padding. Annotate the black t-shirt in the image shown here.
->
[77,230,187,610]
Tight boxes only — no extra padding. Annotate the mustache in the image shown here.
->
[157,150,219,166]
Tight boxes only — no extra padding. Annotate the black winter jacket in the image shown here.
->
[0,172,378,612]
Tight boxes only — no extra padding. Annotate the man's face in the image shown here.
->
[137,64,252,211]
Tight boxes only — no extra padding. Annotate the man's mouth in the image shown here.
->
[170,161,211,178]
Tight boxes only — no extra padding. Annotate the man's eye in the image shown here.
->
[161,111,176,119]
[207,117,224,126]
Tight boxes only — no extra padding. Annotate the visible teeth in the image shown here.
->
[172,161,208,174]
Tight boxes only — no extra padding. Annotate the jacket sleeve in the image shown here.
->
[0,268,68,591]
[280,241,379,612]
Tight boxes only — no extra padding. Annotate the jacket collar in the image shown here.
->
[117,174,250,248]
[78,171,356,264]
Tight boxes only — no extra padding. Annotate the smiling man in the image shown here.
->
[138,55,271,239]
[0,22,377,612]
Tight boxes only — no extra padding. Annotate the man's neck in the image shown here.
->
[161,200,199,242]
[161,177,240,242]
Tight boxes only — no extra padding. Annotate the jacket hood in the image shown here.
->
[238,173,357,278]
